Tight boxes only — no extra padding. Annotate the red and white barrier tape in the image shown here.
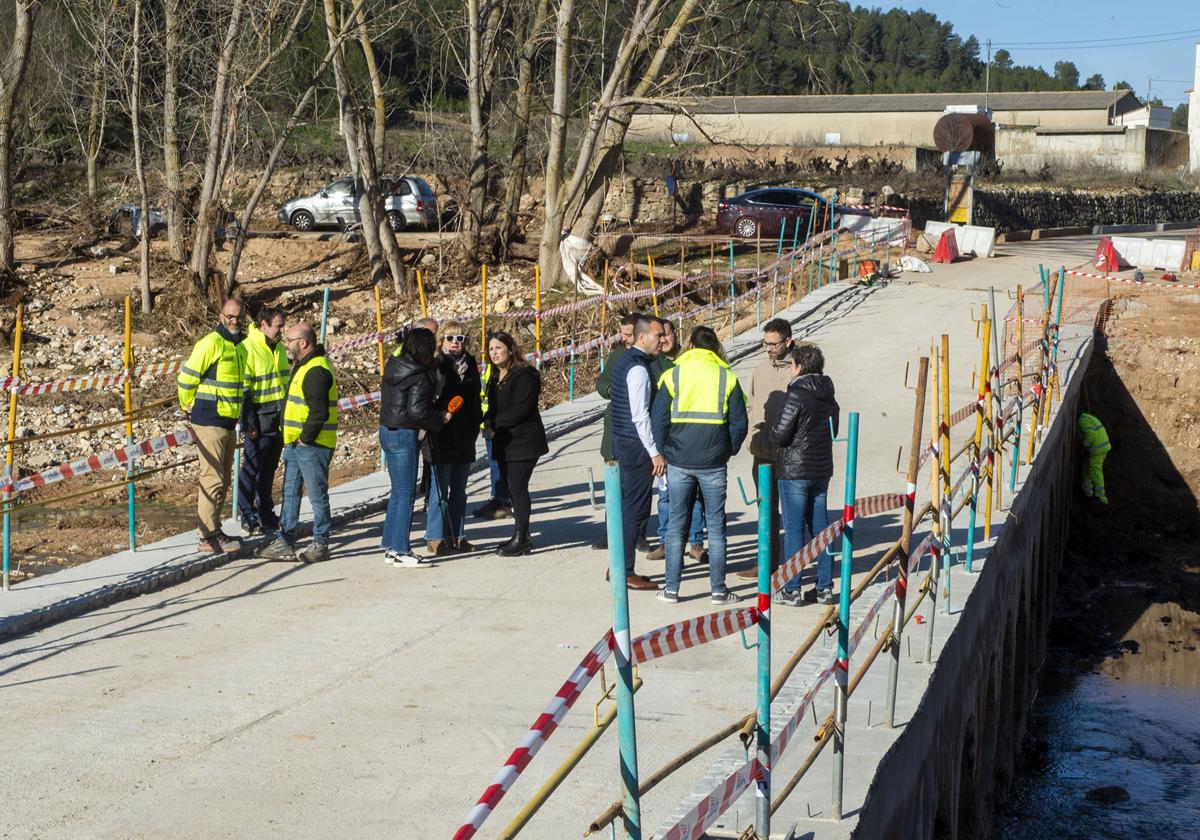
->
[1,426,194,495]
[2,359,184,398]
[632,608,759,665]
[453,630,615,840]
[660,756,766,840]
[1065,268,1200,290]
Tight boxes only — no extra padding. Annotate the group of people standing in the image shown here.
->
[179,304,551,568]
[599,314,841,606]
[177,298,338,564]
[178,299,843,605]
[377,319,547,567]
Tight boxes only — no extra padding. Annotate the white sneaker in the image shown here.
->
[388,550,431,569]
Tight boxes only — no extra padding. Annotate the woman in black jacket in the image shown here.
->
[425,319,483,555]
[483,331,548,555]
[380,328,451,568]
[768,343,840,605]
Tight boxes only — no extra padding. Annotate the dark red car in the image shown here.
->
[716,188,834,240]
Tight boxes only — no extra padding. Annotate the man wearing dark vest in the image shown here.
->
[591,312,641,551]
[607,315,664,590]
[259,322,338,564]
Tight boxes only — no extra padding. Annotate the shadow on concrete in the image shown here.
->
[0,559,323,686]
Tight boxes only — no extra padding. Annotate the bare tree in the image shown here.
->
[460,0,505,257]
[322,0,407,295]
[129,0,151,313]
[535,0,573,289]
[226,0,371,287]
[162,0,188,263]
[497,0,550,251]
[188,0,245,295]
[60,0,119,201]
[538,0,720,290]
[0,1,37,278]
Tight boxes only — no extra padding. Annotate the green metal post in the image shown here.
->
[605,463,641,838]
[832,412,859,820]
[755,462,773,836]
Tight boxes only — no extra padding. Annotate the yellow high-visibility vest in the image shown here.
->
[177,331,245,420]
[282,355,339,447]
[658,348,737,425]
[1078,412,1111,454]
[242,323,289,412]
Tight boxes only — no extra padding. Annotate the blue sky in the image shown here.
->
[877,1,1197,106]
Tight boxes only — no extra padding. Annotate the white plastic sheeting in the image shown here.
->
[558,234,605,295]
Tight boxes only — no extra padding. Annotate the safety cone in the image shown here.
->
[1092,237,1121,273]
[931,228,960,264]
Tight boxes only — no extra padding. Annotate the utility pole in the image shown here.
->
[984,38,991,109]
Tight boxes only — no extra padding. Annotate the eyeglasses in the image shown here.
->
[444,335,466,343]
[763,339,785,348]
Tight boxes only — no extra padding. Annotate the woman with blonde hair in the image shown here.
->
[426,319,483,555]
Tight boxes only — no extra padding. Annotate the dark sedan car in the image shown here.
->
[715,188,835,240]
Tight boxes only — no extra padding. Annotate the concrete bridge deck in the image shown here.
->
[0,234,1113,839]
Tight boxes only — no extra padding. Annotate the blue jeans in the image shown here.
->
[486,436,511,505]
[664,465,730,594]
[381,427,420,553]
[778,477,834,593]
[426,462,470,541]
[658,481,705,546]
[279,443,333,547]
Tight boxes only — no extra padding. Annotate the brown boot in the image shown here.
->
[427,540,451,557]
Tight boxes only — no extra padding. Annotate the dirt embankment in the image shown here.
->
[1039,308,1200,688]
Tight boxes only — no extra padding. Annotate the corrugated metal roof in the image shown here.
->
[650,90,1140,115]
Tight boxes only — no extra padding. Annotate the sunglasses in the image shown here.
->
[444,335,466,343]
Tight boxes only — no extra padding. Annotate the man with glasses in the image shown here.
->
[259,323,338,564]
[177,298,247,555]
[738,318,796,579]
[606,315,665,591]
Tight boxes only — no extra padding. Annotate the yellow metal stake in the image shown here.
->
[648,255,660,316]
[534,264,542,366]
[416,268,428,318]
[3,303,24,589]
[124,296,136,552]
[480,264,487,349]
[373,283,385,376]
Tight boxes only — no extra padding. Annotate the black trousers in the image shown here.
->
[237,432,283,528]
[500,457,538,532]
[615,438,654,575]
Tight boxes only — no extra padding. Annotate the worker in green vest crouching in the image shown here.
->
[259,322,339,563]
[1078,411,1111,505]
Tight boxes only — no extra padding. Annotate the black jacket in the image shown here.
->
[768,373,840,481]
[485,364,548,462]
[380,353,445,432]
[432,351,482,464]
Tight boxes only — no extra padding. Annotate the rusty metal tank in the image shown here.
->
[933,112,995,153]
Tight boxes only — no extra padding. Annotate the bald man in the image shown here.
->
[178,298,247,555]
[259,322,339,563]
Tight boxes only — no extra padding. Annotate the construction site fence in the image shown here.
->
[452,260,1090,839]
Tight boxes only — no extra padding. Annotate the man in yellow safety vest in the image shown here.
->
[177,297,247,555]
[1078,412,1111,504]
[259,322,339,563]
[651,326,749,604]
[237,306,289,535]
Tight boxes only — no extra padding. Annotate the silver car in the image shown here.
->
[278,176,438,232]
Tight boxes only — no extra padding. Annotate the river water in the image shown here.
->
[993,595,1200,839]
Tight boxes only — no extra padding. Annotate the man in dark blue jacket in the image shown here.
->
[607,315,664,591]
[652,326,749,604]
